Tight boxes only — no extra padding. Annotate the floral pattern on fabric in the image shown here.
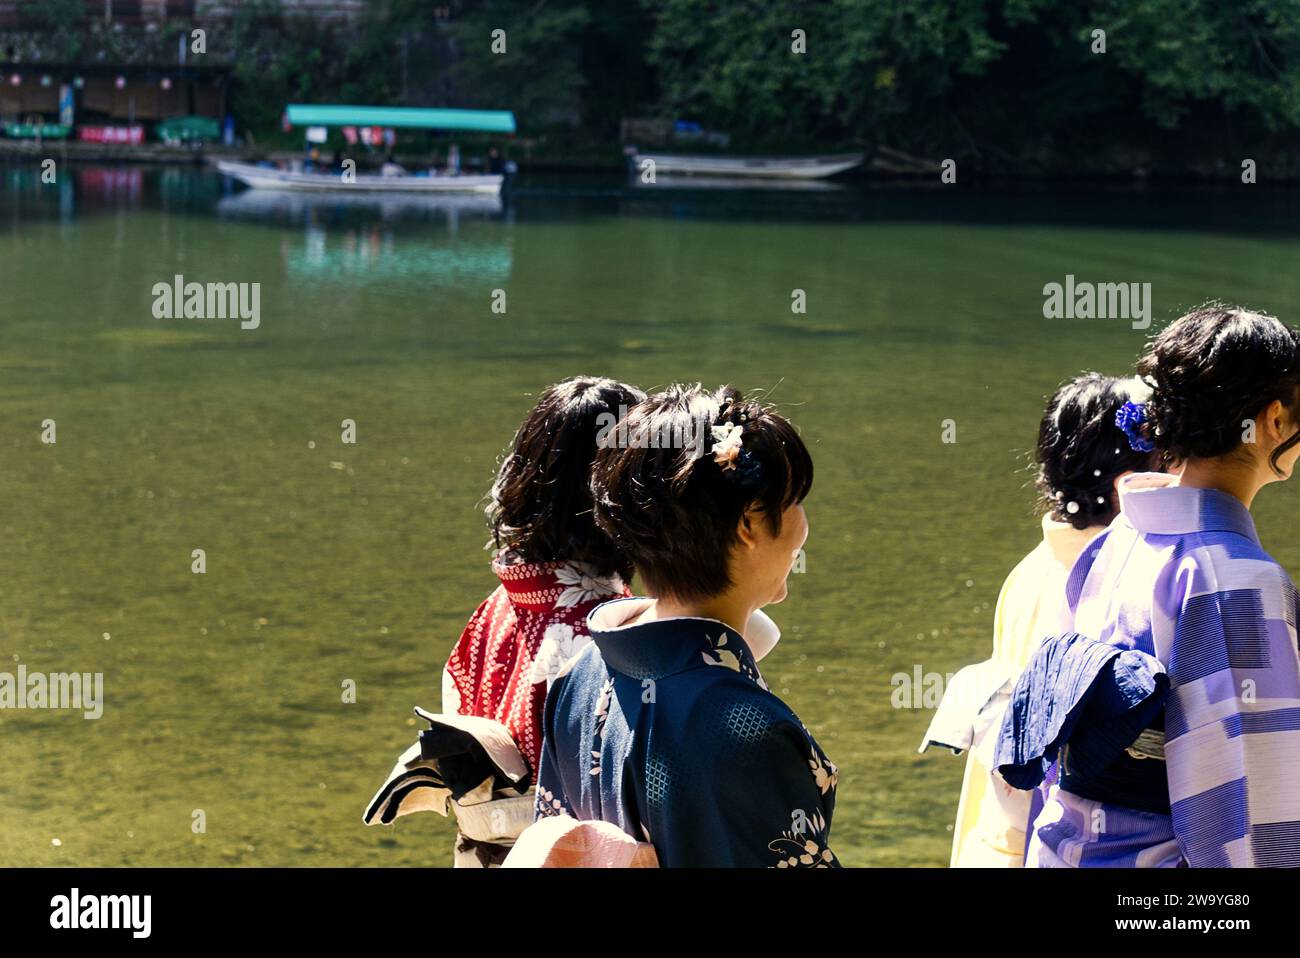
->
[808,745,838,795]
[535,786,571,819]
[528,623,592,689]
[554,564,623,609]
[771,810,837,868]
[443,557,627,783]
[703,630,768,690]
[590,676,615,777]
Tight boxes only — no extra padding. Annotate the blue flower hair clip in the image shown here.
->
[710,422,762,486]
[1115,400,1156,453]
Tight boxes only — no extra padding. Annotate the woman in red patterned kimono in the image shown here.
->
[439,376,645,865]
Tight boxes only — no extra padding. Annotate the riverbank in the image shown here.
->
[7,138,1300,187]
[0,138,624,173]
[0,139,241,165]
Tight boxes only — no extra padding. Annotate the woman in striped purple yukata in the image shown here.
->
[1028,305,1300,867]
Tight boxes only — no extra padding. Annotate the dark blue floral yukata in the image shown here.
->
[535,597,839,867]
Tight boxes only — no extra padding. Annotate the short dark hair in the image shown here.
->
[590,384,813,603]
[1035,373,1157,530]
[1137,305,1300,475]
[486,376,646,579]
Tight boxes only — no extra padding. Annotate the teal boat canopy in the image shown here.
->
[285,105,516,134]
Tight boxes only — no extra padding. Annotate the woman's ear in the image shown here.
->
[1258,399,1289,447]
[735,506,760,550]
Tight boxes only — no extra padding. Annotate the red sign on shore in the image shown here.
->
[76,125,145,144]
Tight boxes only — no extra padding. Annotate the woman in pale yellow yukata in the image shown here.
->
[929,373,1157,866]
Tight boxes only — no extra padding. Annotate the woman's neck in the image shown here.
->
[1176,456,1264,509]
[643,593,756,636]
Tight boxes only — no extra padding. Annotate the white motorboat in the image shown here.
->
[629,151,863,180]
[215,159,504,194]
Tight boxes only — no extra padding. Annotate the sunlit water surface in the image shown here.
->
[3,165,1300,866]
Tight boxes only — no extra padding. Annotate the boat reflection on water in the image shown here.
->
[215,184,511,288]
[215,185,505,228]
[279,222,513,288]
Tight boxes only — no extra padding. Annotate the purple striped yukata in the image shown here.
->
[1028,472,1300,867]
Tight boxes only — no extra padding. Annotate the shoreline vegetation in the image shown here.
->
[6,2,1300,182]
[6,138,1300,187]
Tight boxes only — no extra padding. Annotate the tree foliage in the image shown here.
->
[641,0,1300,157]
[11,0,1300,169]
[448,0,592,123]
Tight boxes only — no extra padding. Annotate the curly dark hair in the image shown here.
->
[1036,373,1158,530]
[1136,305,1300,474]
[486,376,646,580]
[590,384,813,603]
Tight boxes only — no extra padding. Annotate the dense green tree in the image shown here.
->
[12,0,1300,172]
[641,0,1004,145]
[15,0,85,62]
[639,0,1300,163]
[447,1,591,123]
[220,1,367,135]
[1064,0,1300,131]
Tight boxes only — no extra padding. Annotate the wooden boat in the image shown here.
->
[215,159,503,195]
[630,151,862,180]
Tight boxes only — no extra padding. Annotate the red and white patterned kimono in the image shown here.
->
[442,554,629,784]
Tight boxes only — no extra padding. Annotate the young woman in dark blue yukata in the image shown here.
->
[532,384,839,867]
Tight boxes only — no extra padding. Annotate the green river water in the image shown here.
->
[3,166,1300,866]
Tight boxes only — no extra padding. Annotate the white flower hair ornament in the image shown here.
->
[710,421,762,486]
